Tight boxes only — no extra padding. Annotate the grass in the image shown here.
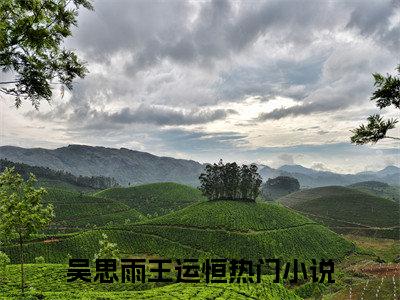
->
[320,234,400,300]
[94,182,206,216]
[343,234,400,263]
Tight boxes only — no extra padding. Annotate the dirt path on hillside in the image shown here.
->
[358,264,400,277]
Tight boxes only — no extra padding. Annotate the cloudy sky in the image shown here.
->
[1,0,399,173]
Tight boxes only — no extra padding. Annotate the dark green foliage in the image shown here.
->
[351,114,398,144]
[371,65,400,109]
[262,176,300,200]
[199,160,262,202]
[0,159,119,191]
[351,65,400,144]
[95,182,206,217]
[0,0,93,108]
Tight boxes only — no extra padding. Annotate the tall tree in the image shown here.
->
[0,0,93,108]
[199,160,262,202]
[0,167,54,294]
[351,65,400,144]
[249,164,262,200]
[239,165,252,200]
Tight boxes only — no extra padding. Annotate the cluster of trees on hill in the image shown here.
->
[199,160,262,202]
[0,159,119,190]
[262,176,300,200]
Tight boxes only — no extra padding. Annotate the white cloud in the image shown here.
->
[1,0,399,172]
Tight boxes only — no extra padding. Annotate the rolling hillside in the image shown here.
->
[5,201,354,264]
[278,186,400,238]
[349,181,400,202]
[94,182,206,216]
[43,188,146,230]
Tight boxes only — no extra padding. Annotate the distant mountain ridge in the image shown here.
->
[0,144,398,187]
[0,145,204,186]
[260,164,399,187]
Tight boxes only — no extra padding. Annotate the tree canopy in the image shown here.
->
[199,160,262,202]
[0,158,119,189]
[0,167,54,293]
[0,0,93,108]
[351,65,400,144]
[261,176,300,201]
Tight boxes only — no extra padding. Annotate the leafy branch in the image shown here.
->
[351,65,400,145]
[0,0,93,109]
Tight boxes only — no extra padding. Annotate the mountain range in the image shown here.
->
[0,145,203,186]
[266,164,400,187]
[0,144,398,187]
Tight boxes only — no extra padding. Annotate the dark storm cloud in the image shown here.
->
[153,128,248,153]
[67,0,397,110]
[30,102,237,127]
[30,0,399,137]
[217,56,325,101]
[71,0,398,71]
[105,105,237,126]
[346,0,400,52]
[256,47,392,121]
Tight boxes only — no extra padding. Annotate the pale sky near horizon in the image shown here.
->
[1,0,399,173]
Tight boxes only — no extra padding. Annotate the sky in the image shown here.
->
[1,0,399,173]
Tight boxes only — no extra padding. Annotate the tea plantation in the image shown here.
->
[94,182,206,216]
[278,186,400,238]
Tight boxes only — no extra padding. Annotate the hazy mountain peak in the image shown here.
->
[278,164,316,175]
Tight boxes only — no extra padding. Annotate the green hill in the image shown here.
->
[5,201,354,264]
[278,186,400,238]
[348,181,400,202]
[43,188,146,230]
[94,182,206,216]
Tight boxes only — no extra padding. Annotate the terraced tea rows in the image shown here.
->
[0,264,301,299]
[4,200,354,264]
[43,188,146,230]
[95,182,206,216]
[144,201,314,231]
[278,186,400,238]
